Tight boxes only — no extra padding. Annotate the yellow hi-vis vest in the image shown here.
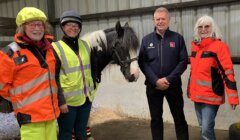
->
[52,39,96,106]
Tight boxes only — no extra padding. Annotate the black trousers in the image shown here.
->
[146,86,189,140]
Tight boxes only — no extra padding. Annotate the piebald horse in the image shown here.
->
[81,21,140,86]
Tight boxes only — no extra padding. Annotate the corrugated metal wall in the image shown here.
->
[0,0,48,17]
[1,0,240,56]
[54,0,240,56]
[0,0,48,41]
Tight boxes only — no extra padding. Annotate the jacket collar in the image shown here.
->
[192,37,217,48]
[154,27,170,38]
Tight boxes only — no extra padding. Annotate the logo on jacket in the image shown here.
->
[169,42,175,48]
[147,43,155,49]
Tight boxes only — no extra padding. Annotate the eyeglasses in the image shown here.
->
[65,23,80,29]
[26,22,44,29]
[198,25,211,30]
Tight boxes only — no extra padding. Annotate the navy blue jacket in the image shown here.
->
[138,28,188,88]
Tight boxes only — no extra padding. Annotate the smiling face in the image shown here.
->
[25,20,45,41]
[62,22,81,38]
[153,11,170,35]
[198,22,212,39]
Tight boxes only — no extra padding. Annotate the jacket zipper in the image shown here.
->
[47,67,57,119]
[34,47,57,119]
[160,38,163,73]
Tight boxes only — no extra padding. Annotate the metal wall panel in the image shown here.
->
[54,0,199,16]
[130,0,141,9]
[107,0,118,12]
[119,0,129,10]
[0,0,47,41]
[229,4,240,57]
[53,0,239,56]
[141,0,154,7]
[0,0,47,17]
[97,0,107,13]
[181,9,196,54]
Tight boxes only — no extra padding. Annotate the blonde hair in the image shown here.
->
[154,7,170,19]
[16,21,53,35]
[194,15,222,40]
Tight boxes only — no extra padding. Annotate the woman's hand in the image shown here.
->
[60,104,69,113]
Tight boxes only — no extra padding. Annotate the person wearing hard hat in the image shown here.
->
[52,10,96,140]
[0,7,66,140]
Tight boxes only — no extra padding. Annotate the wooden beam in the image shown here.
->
[0,41,12,48]
[0,28,15,36]
[0,17,15,28]
[46,0,55,23]
[46,0,56,36]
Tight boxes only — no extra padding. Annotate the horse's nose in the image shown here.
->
[134,69,139,79]
[128,74,137,82]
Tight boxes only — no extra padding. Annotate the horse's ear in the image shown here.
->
[115,21,124,37]
[124,22,129,27]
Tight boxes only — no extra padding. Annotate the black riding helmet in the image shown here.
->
[60,10,82,31]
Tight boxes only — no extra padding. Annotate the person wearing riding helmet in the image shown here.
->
[52,10,96,140]
[0,7,66,140]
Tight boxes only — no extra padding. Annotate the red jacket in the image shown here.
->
[0,42,60,124]
[188,38,239,105]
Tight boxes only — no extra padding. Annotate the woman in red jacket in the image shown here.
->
[188,15,239,140]
[0,7,66,140]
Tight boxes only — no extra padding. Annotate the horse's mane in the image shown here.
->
[81,26,139,53]
[81,30,107,51]
[122,26,139,52]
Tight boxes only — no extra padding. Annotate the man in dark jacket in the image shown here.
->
[138,7,189,140]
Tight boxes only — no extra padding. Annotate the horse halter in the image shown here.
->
[112,39,138,68]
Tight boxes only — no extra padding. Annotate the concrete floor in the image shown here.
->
[90,118,229,140]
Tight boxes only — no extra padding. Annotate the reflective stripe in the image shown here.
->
[225,70,234,75]
[54,41,90,75]
[196,80,212,87]
[0,83,3,90]
[10,72,55,95]
[8,42,21,52]
[82,41,90,55]
[64,86,95,98]
[59,64,91,75]
[64,89,83,98]
[5,97,11,101]
[227,93,238,98]
[196,95,223,102]
[12,87,57,110]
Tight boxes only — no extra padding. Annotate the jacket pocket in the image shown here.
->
[16,112,31,126]
[211,67,224,96]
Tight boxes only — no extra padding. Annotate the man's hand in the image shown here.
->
[155,77,170,90]
[60,104,69,113]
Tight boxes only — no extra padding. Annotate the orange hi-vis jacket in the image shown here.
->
[0,42,60,124]
[188,38,239,105]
